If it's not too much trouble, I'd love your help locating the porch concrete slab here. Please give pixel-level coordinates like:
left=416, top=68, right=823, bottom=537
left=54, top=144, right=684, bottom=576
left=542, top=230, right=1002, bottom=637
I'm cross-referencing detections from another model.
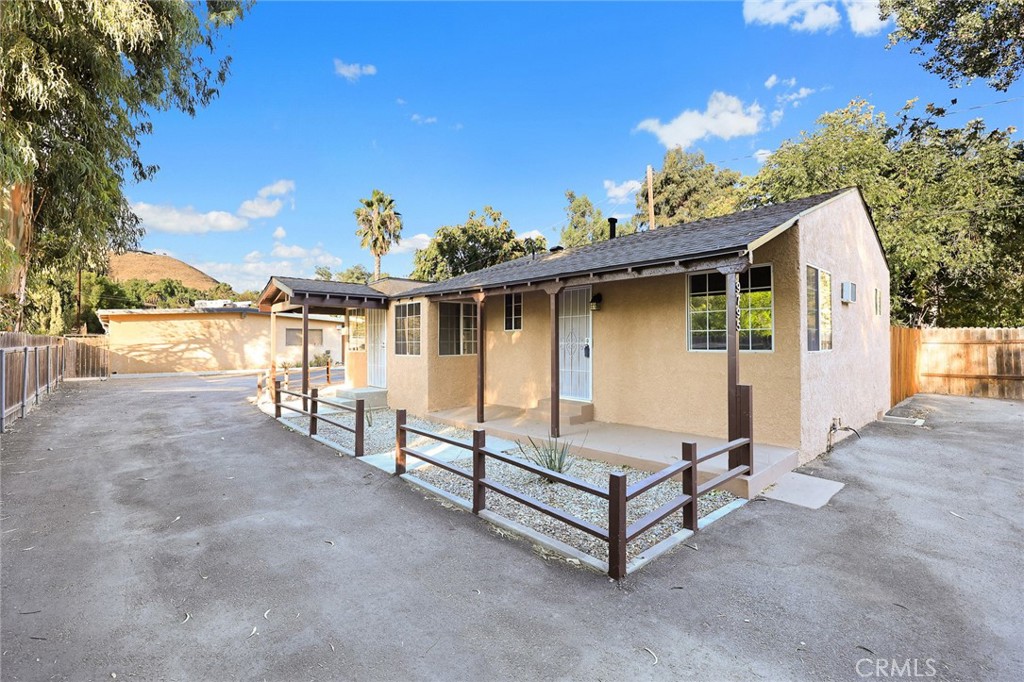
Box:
left=429, top=404, right=799, bottom=497
left=760, top=471, right=845, bottom=509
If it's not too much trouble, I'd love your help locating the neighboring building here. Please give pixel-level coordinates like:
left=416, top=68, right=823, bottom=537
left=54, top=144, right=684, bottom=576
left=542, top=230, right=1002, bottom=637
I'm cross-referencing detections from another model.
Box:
left=97, top=307, right=344, bottom=375
left=260, top=187, right=890, bottom=465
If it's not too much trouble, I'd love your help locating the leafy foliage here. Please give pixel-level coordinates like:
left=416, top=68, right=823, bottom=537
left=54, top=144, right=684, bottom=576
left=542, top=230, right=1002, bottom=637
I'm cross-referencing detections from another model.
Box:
left=312, top=263, right=381, bottom=284
left=410, top=207, right=547, bottom=282
left=745, top=99, right=1024, bottom=326
left=634, top=149, right=742, bottom=229
left=559, top=190, right=636, bottom=248
left=354, top=189, right=403, bottom=280
left=881, top=0, right=1024, bottom=91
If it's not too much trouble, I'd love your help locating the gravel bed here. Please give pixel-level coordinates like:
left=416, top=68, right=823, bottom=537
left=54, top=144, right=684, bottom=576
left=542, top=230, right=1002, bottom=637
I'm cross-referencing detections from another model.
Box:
left=282, top=408, right=473, bottom=456
left=281, top=407, right=737, bottom=563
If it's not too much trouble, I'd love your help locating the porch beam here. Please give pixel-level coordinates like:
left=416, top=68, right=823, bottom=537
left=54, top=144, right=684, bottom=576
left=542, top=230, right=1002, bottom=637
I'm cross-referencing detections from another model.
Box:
left=287, top=295, right=387, bottom=310
left=474, top=292, right=486, bottom=423
left=271, top=301, right=301, bottom=313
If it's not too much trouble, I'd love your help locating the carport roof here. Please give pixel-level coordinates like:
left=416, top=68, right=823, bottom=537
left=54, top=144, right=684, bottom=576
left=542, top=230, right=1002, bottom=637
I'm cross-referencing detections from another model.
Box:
left=257, top=276, right=389, bottom=312
left=399, top=188, right=855, bottom=297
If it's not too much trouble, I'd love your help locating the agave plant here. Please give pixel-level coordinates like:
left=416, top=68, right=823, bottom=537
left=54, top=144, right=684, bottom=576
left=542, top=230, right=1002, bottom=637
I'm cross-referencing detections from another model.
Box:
left=516, top=436, right=575, bottom=482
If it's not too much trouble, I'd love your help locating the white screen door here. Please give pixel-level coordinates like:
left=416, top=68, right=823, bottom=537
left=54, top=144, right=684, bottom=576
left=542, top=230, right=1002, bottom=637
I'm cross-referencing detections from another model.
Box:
left=559, top=286, right=592, bottom=401
left=367, top=308, right=387, bottom=388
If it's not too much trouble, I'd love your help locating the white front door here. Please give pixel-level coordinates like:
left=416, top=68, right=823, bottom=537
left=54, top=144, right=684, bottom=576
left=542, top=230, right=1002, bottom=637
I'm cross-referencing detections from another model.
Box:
left=559, top=286, right=592, bottom=401
left=367, top=308, right=387, bottom=388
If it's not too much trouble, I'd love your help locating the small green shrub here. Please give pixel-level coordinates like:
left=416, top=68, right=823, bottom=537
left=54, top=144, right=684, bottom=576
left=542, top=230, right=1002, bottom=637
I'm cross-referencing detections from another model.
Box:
left=516, top=436, right=575, bottom=481
left=311, top=350, right=332, bottom=367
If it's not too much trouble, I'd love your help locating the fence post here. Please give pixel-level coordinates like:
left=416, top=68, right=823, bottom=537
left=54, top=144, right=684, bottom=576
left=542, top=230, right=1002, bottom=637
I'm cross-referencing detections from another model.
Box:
left=0, top=348, right=6, bottom=433
left=354, top=399, right=365, bottom=457
left=395, top=409, right=407, bottom=475
left=326, top=364, right=331, bottom=384
left=309, top=387, right=319, bottom=436
left=273, top=380, right=282, bottom=419
left=607, top=472, right=628, bottom=580
left=33, top=347, right=39, bottom=404
left=682, top=442, right=698, bottom=532
left=44, top=346, right=50, bottom=393
left=21, top=347, right=29, bottom=418
left=472, top=429, right=487, bottom=514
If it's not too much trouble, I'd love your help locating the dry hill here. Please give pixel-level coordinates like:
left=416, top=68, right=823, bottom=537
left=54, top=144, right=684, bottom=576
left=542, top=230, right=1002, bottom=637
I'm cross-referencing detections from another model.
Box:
left=108, top=251, right=220, bottom=291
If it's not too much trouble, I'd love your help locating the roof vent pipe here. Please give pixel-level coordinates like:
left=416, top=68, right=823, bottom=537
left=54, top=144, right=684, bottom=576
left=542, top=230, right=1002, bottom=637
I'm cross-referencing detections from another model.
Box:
left=608, top=217, right=617, bottom=240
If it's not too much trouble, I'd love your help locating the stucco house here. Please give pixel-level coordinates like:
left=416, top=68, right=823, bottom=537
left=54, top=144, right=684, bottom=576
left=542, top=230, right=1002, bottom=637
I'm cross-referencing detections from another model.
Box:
left=259, top=187, right=890, bottom=486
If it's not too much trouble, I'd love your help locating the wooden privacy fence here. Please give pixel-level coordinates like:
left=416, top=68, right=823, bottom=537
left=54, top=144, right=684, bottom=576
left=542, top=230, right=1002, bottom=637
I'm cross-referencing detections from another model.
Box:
left=63, top=335, right=109, bottom=379
left=273, top=382, right=365, bottom=457
left=395, top=386, right=754, bottom=580
left=0, top=339, right=65, bottom=432
left=891, top=327, right=1024, bottom=404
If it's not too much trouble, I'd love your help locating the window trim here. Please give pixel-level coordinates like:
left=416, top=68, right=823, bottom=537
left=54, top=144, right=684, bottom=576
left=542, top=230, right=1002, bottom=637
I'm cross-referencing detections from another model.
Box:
left=438, top=301, right=478, bottom=356
left=285, top=327, right=324, bottom=347
left=874, top=287, right=882, bottom=316
left=807, top=264, right=833, bottom=352
left=687, top=264, right=775, bottom=353
left=393, top=302, right=421, bottom=356
left=504, top=292, right=523, bottom=332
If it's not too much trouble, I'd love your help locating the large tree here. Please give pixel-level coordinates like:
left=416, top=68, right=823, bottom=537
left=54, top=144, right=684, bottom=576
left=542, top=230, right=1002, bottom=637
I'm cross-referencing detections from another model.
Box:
left=1, top=0, right=249, bottom=329
left=881, top=0, right=1024, bottom=91
left=634, top=149, right=742, bottom=229
left=559, top=190, right=635, bottom=247
left=411, top=207, right=547, bottom=282
left=354, top=189, right=403, bottom=281
left=745, top=99, right=1024, bottom=327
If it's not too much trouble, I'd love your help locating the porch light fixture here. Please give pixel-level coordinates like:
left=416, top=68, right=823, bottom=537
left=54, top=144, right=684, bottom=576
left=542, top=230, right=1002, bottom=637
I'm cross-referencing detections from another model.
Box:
left=589, top=293, right=603, bottom=311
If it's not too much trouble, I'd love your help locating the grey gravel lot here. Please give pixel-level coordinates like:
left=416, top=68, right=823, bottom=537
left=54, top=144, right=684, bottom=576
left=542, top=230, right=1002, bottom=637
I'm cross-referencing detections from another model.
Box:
left=1, top=376, right=1022, bottom=681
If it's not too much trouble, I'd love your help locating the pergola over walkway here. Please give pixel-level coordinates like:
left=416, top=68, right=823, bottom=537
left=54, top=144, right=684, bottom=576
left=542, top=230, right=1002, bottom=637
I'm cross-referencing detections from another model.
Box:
left=257, top=277, right=389, bottom=398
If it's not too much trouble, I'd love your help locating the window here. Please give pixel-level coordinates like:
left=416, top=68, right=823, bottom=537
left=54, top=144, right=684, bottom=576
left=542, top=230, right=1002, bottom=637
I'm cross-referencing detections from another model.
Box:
left=394, top=303, right=421, bottom=355
left=874, top=288, right=882, bottom=316
left=285, top=328, right=324, bottom=347
left=347, top=311, right=366, bottom=352
left=504, top=293, right=523, bottom=331
left=807, top=265, right=833, bottom=351
left=439, top=302, right=478, bottom=355
left=688, top=265, right=774, bottom=351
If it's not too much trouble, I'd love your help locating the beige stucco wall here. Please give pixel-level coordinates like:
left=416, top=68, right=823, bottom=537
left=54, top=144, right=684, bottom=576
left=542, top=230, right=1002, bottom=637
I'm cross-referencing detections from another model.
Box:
left=484, top=291, right=550, bottom=409
left=105, top=311, right=343, bottom=374
left=590, top=230, right=803, bottom=448
left=797, top=192, right=891, bottom=460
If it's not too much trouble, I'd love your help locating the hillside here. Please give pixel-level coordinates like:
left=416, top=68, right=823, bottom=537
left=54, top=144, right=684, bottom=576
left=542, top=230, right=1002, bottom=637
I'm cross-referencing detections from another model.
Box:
left=108, top=251, right=220, bottom=291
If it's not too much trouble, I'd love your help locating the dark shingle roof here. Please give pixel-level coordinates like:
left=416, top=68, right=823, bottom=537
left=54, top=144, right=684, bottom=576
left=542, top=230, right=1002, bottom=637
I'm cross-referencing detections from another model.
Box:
left=270, top=277, right=388, bottom=299
left=403, top=188, right=852, bottom=297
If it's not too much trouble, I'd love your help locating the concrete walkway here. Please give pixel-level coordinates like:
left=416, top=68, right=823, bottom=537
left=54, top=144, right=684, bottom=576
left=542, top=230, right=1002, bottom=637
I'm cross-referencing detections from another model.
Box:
left=1, top=377, right=1021, bottom=681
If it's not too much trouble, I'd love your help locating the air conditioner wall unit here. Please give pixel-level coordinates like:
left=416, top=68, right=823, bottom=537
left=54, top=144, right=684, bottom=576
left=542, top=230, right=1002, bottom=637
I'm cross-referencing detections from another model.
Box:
left=840, top=281, right=857, bottom=303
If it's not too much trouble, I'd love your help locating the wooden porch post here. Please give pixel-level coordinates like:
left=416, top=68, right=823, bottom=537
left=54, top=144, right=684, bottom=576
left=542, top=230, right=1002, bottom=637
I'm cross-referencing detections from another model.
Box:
left=474, top=292, right=486, bottom=423
left=302, top=302, right=310, bottom=411
left=723, top=267, right=744, bottom=469
left=545, top=283, right=563, bottom=438
left=270, top=310, right=278, bottom=373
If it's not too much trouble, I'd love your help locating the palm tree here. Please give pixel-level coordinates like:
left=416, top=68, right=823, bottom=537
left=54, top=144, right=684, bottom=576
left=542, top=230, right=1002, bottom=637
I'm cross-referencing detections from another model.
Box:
left=353, top=189, right=403, bottom=281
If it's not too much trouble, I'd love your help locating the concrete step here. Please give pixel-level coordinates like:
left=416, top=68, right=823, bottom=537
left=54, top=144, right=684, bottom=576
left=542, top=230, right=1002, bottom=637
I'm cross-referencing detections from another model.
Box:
left=699, top=445, right=800, bottom=499
left=330, top=387, right=389, bottom=410
left=526, top=399, right=594, bottom=425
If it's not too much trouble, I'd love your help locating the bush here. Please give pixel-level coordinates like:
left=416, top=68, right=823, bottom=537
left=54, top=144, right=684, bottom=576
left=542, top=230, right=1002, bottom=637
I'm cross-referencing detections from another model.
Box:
left=311, top=350, right=332, bottom=367
left=516, top=436, right=575, bottom=482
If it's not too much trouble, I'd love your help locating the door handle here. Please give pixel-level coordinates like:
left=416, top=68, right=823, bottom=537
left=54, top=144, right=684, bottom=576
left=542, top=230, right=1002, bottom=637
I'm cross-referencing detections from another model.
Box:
left=583, top=344, right=590, bottom=358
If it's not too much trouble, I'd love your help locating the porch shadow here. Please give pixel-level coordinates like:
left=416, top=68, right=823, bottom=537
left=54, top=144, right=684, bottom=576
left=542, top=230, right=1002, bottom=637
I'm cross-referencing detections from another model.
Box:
left=428, top=404, right=799, bottom=499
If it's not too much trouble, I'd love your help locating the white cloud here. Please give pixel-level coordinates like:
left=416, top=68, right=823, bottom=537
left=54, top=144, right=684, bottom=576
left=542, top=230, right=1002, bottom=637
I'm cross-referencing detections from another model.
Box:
left=634, top=91, right=764, bottom=150
left=778, top=86, right=816, bottom=105
left=272, top=226, right=287, bottom=240
left=271, top=242, right=309, bottom=259
left=743, top=0, right=885, bottom=35
left=334, top=59, right=377, bottom=82
left=238, top=196, right=283, bottom=219
left=764, top=74, right=779, bottom=89
left=243, top=250, right=263, bottom=263
left=770, top=108, right=785, bottom=127
left=410, top=113, right=438, bottom=125
left=754, top=149, right=773, bottom=164
left=270, top=241, right=343, bottom=267
left=842, top=0, right=888, bottom=36
left=451, top=122, right=464, bottom=131
left=517, top=229, right=545, bottom=241
left=196, top=259, right=296, bottom=293
left=782, top=77, right=797, bottom=87
left=603, top=179, right=643, bottom=205
left=390, top=233, right=432, bottom=254
left=258, top=179, right=295, bottom=197
left=396, top=98, right=407, bottom=105
left=133, top=202, right=248, bottom=235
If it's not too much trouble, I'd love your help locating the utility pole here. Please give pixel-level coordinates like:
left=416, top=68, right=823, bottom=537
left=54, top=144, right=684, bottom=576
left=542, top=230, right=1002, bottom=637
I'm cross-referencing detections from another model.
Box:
left=647, top=164, right=656, bottom=230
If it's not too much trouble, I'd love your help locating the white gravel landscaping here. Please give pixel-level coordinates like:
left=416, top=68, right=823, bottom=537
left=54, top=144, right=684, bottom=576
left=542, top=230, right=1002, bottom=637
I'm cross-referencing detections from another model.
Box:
left=282, top=407, right=737, bottom=564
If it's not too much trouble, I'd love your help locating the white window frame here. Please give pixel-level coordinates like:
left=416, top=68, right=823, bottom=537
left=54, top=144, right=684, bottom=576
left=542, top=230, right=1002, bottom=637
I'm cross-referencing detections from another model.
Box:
left=807, top=264, right=833, bottom=352
left=394, top=302, right=421, bottom=356
left=504, top=293, right=523, bottom=332
left=687, top=264, right=775, bottom=353
left=438, top=302, right=478, bottom=356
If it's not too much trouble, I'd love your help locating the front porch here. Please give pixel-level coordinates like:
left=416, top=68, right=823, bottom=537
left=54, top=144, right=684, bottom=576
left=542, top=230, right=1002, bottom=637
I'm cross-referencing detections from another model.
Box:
left=427, top=404, right=798, bottom=499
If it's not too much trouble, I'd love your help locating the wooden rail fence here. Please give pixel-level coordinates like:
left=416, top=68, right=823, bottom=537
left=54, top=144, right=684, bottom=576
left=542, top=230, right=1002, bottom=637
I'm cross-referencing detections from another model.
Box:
left=257, top=365, right=339, bottom=402
left=273, top=381, right=365, bottom=457
left=394, top=390, right=754, bottom=580
left=891, top=326, right=1023, bottom=404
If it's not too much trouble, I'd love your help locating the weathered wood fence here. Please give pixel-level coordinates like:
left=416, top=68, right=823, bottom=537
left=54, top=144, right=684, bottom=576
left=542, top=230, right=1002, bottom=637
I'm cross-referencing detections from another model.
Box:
left=62, top=335, right=110, bottom=379
left=891, top=327, right=1024, bottom=404
left=0, top=334, right=65, bottom=432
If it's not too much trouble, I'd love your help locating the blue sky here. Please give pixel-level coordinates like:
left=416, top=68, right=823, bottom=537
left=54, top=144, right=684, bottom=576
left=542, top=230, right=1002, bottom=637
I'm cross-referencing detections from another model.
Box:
left=129, top=1, right=1024, bottom=292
